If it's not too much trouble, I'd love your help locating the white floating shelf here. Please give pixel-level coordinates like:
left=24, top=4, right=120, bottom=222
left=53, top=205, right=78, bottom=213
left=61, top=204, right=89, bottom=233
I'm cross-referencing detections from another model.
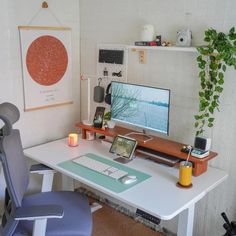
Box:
left=128, top=45, right=198, bottom=53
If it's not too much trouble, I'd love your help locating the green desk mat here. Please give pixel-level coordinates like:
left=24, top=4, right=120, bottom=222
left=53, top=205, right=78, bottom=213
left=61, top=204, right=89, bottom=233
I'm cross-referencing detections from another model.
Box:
left=58, top=153, right=151, bottom=193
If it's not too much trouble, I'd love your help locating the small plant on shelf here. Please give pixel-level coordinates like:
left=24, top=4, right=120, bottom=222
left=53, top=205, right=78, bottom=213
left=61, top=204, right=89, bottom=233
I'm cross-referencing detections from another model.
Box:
left=195, top=27, right=236, bottom=136
left=104, top=111, right=111, bottom=122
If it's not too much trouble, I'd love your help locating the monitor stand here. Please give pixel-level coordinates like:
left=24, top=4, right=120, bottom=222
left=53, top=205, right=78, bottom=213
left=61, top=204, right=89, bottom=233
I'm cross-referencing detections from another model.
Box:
left=125, top=129, right=153, bottom=143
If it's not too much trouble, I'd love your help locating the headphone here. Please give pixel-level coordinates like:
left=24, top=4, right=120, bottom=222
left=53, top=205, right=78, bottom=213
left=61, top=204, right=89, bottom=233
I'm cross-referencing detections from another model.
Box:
left=104, top=83, right=111, bottom=105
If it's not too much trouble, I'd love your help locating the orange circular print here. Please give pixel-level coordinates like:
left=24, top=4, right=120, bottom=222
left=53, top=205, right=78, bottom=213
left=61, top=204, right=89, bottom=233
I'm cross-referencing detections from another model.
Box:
left=26, top=35, right=68, bottom=86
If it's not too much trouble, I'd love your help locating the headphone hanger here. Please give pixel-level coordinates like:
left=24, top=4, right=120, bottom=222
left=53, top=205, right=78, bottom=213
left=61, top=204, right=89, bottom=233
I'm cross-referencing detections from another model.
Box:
left=98, top=77, right=102, bottom=86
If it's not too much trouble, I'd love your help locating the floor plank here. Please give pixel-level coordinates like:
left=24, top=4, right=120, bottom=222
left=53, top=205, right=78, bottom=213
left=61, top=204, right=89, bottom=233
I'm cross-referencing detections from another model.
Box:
left=92, top=202, right=163, bottom=236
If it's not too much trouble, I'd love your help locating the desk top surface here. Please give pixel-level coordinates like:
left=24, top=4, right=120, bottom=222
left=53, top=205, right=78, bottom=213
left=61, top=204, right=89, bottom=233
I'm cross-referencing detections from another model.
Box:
left=24, top=138, right=227, bottom=220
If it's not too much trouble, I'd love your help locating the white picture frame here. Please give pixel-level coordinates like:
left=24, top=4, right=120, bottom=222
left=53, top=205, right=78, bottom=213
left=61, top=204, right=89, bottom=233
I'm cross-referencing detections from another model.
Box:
left=19, top=26, right=73, bottom=111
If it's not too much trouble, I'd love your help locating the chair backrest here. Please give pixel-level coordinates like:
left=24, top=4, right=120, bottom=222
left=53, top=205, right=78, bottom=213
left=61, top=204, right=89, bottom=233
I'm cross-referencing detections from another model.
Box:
left=0, top=103, right=29, bottom=214
left=0, top=130, right=29, bottom=208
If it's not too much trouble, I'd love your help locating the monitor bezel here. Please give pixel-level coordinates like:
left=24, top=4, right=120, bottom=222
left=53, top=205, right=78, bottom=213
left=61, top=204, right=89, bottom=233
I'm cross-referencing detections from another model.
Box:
left=111, top=81, right=170, bottom=136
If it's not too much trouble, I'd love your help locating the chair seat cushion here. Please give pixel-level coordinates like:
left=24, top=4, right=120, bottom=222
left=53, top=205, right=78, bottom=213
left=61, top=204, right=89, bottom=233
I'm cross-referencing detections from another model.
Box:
left=16, top=191, right=92, bottom=236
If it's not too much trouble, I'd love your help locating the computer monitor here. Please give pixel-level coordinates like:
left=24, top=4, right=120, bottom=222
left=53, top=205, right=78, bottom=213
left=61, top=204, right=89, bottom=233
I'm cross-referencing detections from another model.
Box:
left=111, top=81, right=170, bottom=136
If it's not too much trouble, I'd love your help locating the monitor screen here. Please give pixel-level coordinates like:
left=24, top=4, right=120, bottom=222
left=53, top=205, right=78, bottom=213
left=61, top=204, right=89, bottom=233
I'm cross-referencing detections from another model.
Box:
left=111, top=82, right=170, bottom=135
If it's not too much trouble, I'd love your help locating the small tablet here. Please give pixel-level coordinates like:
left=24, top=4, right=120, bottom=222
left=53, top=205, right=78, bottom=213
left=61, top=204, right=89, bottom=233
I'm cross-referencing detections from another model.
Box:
left=109, top=135, right=138, bottom=163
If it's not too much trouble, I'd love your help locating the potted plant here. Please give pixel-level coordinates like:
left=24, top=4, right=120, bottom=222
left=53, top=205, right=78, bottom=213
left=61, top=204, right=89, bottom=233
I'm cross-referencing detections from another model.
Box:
left=194, top=27, right=236, bottom=136
left=104, top=111, right=111, bottom=122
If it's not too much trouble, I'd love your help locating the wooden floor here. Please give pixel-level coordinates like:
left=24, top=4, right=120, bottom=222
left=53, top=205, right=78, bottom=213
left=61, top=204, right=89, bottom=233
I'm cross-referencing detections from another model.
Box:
left=92, top=202, right=163, bottom=236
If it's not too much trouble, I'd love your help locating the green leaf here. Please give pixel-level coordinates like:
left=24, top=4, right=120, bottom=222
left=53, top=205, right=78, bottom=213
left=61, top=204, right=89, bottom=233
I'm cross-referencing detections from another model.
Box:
left=204, top=37, right=211, bottom=42
left=229, top=34, right=236, bottom=40
left=210, top=71, right=217, bottom=79
left=201, top=82, right=206, bottom=89
left=208, top=117, right=214, bottom=122
left=197, top=55, right=203, bottom=62
left=212, top=100, right=219, bottom=107
left=205, top=96, right=210, bottom=101
left=215, top=86, right=223, bottom=93
left=208, top=123, right=214, bottom=128
left=222, top=64, right=226, bottom=72
left=209, top=106, right=214, bottom=114
left=196, top=129, right=204, bottom=136
left=199, top=71, right=205, bottom=77
left=200, top=103, right=206, bottom=112
left=218, top=79, right=224, bottom=85
left=199, top=63, right=206, bottom=69
left=205, top=31, right=210, bottom=37
left=210, top=62, right=218, bottom=70
left=230, top=27, right=235, bottom=34
left=194, top=122, right=199, bottom=128
left=199, top=91, right=204, bottom=97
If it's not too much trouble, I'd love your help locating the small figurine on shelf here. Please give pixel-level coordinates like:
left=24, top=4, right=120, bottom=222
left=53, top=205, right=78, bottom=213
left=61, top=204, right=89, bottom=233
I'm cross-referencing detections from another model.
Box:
left=161, top=41, right=172, bottom=47
left=156, top=35, right=162, bottom=46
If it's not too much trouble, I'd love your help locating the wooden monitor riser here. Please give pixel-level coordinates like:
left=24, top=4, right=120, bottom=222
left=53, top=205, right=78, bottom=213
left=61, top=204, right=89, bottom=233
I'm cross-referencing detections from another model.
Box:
left=76, top=122, right=218, bottom=176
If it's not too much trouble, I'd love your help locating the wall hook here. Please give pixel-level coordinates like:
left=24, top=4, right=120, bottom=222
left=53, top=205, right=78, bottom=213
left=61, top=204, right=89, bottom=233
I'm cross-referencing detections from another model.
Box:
left=42, top=1, right=48, bottom=8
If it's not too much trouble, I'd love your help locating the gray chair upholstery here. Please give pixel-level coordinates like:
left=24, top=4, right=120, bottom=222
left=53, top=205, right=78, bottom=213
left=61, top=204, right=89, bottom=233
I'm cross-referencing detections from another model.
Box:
left=0, top=103, right=92, bottom=236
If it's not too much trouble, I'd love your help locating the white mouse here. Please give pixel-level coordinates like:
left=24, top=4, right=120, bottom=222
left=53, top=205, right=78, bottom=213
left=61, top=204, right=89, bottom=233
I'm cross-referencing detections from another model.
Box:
left=121, top=175, right=137, bottom=184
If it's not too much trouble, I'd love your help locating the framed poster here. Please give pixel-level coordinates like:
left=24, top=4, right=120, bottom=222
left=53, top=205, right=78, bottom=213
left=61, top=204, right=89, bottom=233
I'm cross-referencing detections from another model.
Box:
left=19, top=26, right=73, bottom=111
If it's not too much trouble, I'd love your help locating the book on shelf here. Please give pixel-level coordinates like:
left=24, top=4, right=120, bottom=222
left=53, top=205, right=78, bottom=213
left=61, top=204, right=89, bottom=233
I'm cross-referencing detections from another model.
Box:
left=134, top=41, right=159, bottom=46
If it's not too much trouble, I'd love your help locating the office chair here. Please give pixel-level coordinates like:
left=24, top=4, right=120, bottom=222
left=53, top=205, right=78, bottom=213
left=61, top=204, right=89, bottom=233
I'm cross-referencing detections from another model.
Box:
left=0, top=102, right=92, bottom=236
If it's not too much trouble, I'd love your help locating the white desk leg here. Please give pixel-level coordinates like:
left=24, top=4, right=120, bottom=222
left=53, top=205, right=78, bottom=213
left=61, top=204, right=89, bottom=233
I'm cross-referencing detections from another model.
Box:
left=61, top=174, right=75, bottom=191
left=177, top=204, right=195, bottom=236
left=41, top=173, right=54, bottom=192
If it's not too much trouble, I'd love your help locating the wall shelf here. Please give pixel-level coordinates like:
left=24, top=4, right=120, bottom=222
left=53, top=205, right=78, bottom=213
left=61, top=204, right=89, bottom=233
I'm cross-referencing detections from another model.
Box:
left=128, top=45, right=198, bottom=53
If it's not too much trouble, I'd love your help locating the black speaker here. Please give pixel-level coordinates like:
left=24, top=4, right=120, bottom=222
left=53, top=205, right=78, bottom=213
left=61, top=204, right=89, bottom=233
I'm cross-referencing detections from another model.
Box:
left=105, top=83, right=111, bottom=105
left=194, top=137, right=211, bottom=151
left=94, top=85, right=104, bottom=103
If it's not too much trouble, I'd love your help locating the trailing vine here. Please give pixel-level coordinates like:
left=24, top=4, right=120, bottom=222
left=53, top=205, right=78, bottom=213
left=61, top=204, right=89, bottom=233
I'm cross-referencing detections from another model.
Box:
left=195, top=27, right=236, bottom=136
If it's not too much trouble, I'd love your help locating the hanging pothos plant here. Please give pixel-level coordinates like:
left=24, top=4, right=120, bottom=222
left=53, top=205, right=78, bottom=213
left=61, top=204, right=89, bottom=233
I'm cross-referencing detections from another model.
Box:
left=195, top=27, right=236, bottom=136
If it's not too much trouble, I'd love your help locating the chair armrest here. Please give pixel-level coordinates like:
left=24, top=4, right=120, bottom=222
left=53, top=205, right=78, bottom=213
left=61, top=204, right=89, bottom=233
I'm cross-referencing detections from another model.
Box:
left=30, top=164, right=56, bottom=175
left=15, top=205, right=64, bottom=220
left=30, top=164, right=56, bottom=192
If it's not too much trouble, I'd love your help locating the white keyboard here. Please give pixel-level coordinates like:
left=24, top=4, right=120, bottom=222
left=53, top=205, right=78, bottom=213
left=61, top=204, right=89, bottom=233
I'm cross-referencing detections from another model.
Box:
left=73, top=156, right=128, bottom=180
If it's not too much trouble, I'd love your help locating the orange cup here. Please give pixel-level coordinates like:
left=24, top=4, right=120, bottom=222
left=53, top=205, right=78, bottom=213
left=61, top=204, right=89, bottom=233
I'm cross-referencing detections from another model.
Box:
left=68, top=133, right=78, bottom=147
left=179, top=161, right=192, bottom=187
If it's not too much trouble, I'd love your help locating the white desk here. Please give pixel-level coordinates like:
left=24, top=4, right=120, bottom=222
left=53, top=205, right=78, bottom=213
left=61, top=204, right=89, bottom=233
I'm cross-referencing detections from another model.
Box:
left=24, top=138, right=227, bottom=236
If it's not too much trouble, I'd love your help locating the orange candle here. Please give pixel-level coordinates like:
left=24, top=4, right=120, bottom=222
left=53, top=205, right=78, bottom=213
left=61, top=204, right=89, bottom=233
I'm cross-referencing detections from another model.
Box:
left=68, top=133, right=78, bottom=147
left=179, top=161, right=192, bottom=187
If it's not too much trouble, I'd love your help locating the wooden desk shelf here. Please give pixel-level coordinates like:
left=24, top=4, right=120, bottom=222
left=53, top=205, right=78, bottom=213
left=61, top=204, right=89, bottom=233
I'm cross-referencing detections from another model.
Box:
left=76, top=122, right=218, bottom=176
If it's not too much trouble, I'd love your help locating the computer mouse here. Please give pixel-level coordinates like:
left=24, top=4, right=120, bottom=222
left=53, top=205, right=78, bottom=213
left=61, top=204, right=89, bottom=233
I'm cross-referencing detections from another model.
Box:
left=121, top=175, right=137, bottom=184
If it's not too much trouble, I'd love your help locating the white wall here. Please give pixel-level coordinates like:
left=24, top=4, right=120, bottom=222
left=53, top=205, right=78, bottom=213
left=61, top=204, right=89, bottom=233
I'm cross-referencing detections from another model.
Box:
left=0, top=0, right=80, bottom=204
left=79, top=1, right=236, bottom=235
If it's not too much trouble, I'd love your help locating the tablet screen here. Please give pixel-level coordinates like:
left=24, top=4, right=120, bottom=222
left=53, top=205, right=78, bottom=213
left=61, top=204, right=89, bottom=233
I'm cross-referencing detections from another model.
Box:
left=109, top=135, right=137, bottom=160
